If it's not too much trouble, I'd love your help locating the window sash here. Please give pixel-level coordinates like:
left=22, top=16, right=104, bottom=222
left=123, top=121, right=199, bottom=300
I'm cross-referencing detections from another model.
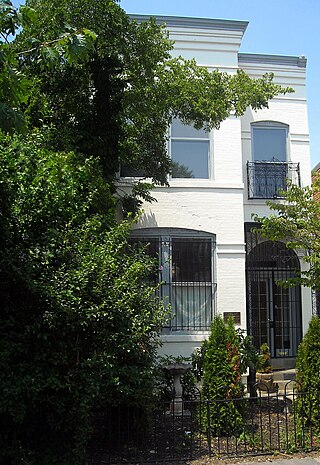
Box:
left=170, top=119, right=210, bottom=179
left=252, top=125, right=287, bottom=162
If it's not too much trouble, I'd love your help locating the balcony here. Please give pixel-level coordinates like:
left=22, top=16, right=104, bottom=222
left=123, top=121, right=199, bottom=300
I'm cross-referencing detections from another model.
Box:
left=247, top=161, right=300, bottom=199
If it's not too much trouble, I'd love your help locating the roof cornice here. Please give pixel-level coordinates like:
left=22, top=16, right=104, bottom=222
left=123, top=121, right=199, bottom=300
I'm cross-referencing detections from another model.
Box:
left=239, top=53, right=307, bottom=68
left=130, top=14, right=248, bottom=33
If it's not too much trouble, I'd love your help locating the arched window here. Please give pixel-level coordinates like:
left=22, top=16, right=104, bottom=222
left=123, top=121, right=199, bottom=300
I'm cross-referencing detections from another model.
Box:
left=252, top=121, right=288, bottom=163
left=247, top=121, right=300, bottom=199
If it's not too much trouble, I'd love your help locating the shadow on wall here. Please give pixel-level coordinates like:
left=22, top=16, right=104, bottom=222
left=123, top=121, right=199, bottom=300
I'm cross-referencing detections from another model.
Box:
left=135, top=211, right=159, bottom=229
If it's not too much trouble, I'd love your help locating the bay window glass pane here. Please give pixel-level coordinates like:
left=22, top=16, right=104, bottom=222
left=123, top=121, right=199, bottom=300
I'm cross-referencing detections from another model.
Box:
left=171, top=140, right=209, bottom=178
left=172, top=285, right=212, bottom=330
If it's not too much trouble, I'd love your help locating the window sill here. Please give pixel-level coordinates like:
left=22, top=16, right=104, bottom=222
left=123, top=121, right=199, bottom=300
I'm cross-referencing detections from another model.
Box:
left=169, top=179, right=244, bottom=189
left=116, top=178, right=244, bottom=190
left=160, top=333, right=210, bottom=343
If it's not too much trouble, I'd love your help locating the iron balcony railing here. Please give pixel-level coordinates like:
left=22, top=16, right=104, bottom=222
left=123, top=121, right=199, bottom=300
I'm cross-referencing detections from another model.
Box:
left=247, top=161, right=300, bottom=199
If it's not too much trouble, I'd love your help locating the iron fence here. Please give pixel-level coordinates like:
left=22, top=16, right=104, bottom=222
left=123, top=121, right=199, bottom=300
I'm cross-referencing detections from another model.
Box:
left=88, top=384, right=320, bottom=464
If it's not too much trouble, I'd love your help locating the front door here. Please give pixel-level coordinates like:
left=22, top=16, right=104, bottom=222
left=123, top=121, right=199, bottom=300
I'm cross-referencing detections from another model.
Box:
left=249, top=272, right=299, bottom=357
left=246, top=239, right=302, bottom=359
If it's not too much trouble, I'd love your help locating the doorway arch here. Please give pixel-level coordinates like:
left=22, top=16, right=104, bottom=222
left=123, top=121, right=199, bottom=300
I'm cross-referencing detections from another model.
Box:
left=246, top=240, right=302, bottom=358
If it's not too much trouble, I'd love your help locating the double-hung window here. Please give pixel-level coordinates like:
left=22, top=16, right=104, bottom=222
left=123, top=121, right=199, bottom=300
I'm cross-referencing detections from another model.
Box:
left=249, top=122, right=290, bottom=198
left=170, top=119, right=210, bottom=179
left=130, top=229, right=216, bottom=331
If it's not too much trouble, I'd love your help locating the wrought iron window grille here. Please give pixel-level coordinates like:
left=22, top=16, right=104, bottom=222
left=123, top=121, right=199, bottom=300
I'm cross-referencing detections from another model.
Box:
left=129, top=235, right=216, bottom=332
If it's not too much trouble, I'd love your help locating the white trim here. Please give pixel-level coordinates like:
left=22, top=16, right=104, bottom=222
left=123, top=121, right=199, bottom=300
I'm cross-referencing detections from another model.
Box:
left=238, top=53, right=307, bottom=68
left=130, top=14, right=249, bottom=33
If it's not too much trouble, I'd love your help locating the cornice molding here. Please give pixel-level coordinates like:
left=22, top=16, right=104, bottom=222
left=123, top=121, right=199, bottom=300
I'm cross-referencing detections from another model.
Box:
left=129, top=14, right=248, bottom=33
left=239, top=53, right=307, bottom=68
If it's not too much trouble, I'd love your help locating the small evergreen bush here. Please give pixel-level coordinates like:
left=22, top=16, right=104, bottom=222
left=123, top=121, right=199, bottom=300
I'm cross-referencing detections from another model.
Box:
left=257, top=343, right=272, bottom=373
left=200, top=315, right=246, bottom=436
left=295, top=316, right=320, bottom=432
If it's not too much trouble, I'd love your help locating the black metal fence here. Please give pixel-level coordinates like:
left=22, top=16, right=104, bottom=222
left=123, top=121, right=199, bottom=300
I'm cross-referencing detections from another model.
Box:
left=88, top=384, right=320, bottom=464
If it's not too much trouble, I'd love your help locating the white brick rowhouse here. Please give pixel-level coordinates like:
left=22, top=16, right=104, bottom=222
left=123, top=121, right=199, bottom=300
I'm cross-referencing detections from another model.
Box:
left=119, top=16, right=312, bottom=367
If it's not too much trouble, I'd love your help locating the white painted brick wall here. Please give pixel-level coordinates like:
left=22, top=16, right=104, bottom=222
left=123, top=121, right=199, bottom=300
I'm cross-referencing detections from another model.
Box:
left=118, top=17, right=312, bottom=359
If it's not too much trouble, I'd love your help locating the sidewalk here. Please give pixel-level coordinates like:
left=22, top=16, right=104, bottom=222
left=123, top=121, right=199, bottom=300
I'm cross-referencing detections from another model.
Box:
left=189, top=454, right=320, bottom=465
left=241, top=457, right=320, bottom=465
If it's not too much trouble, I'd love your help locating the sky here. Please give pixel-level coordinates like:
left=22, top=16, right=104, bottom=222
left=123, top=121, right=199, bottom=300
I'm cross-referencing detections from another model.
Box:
left=13, top=0, right=320, bottom=168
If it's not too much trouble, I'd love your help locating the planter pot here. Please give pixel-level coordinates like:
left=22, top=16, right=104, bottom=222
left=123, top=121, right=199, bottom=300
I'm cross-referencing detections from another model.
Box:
left=256, top=372, right=276, bottom=392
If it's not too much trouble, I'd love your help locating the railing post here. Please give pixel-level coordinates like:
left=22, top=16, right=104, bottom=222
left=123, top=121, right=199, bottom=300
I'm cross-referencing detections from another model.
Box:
left=206, top=389, right=212, bottom=458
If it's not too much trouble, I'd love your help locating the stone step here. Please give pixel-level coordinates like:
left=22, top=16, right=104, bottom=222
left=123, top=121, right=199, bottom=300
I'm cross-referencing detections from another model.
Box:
left=274, top=369, right=297, bottom=395
left=254, top=369, right=298, bottom=396
left=273, top=368, right=297, bottom=382
left=276, top=379, right=297, bottom=395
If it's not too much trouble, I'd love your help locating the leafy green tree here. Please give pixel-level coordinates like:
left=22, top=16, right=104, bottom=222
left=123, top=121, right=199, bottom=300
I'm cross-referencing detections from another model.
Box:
left=0, top=131, right=168, bottom=464
left=16, top=0, right=291, bottom=188
left=296, top=316, right=320, bottom=390
left=0, top=0, right=96, bottom=133
left=253, top=178, right=320, bottom=290
left=0, top=0, right=34, bottom=131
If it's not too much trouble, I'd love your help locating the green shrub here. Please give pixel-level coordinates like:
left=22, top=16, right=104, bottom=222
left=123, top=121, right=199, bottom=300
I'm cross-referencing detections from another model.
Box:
left=0, top=132, right=168, bottom=464
left=295, top=316, right=320, bottom=432
left=200, top=315, right=246, bottom=436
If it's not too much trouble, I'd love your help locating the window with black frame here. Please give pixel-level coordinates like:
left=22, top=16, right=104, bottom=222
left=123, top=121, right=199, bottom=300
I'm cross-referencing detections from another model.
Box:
left=170, top=238, right=213, bottom=330
left=130, top=230, right=216, bottom=331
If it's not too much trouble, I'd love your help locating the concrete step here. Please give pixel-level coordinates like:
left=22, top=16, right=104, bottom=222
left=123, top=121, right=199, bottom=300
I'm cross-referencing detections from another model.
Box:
left=273, top=368, right=297, bottom=382
left=274, top=369, right=297, bottom=395
left=255, top=369, right=298, bottom=396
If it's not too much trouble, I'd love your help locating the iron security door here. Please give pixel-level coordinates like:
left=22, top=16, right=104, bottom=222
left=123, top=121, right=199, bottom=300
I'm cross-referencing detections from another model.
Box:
left=249, top=271, right=297, bottom=357
left=245, top=236, right=302, bottom=359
